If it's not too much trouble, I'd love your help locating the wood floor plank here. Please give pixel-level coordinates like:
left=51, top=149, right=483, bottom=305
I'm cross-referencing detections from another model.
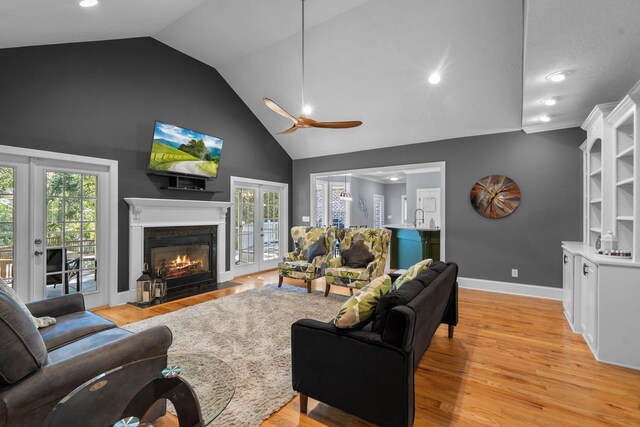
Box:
left=94, top=271, right=640, bottom=426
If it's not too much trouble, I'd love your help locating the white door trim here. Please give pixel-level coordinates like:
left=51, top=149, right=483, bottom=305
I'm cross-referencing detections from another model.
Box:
left=230, top=176, right=288, bottom=277
left=0, top=144, right=118, bottom=307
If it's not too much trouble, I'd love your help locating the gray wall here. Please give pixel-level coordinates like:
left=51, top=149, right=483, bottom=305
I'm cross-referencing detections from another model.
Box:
left=293, top=128, right=585, bottom=287
left=406, top=171, right=441, bottom=218
left=0, top=37, right=292, bottom=292
left=384, top=183, right=405, bottom=224
left=349, top=177, right=385, bottom=227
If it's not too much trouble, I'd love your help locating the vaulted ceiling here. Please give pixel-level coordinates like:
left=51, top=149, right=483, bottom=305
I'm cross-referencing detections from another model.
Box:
left=2, top=0, right=640, bottom=159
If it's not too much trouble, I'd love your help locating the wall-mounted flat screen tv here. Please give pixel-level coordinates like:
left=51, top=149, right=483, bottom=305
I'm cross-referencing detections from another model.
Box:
left=148, top=120, right=223, bottom=179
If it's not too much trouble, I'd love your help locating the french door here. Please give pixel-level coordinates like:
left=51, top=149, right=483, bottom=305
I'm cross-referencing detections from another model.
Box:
left=231, top=177, right=288, bottom=276
left=0, top=147, right=115, bottom=308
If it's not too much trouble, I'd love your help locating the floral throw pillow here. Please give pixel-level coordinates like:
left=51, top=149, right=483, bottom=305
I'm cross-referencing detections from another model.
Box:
left=393, top=258, right=433, bottom=290
left=334, top=275, right=392, bottom=329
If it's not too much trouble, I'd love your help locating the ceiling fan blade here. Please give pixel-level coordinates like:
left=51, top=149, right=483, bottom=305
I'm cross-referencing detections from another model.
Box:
left=277, top=124, right=299, bottom=135
left=264, top=98, right=298, bottom=123
left=308, top=120, right=363, bottom=129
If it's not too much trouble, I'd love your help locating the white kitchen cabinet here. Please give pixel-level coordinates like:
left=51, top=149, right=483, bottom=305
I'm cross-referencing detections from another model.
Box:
left=579, top=258, right=598, bottom=354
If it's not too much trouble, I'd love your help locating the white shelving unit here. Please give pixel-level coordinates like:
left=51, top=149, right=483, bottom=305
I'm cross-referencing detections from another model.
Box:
left=562, top=84, right=640, bottom=371
left=610, top=101, right=636, bottom=257
left=588, top=138, right=603, bottom=247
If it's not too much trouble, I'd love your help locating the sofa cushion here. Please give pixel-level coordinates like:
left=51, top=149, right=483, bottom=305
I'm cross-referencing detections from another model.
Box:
left=306, top=236, right=327, bottom=263
left=39, top=311, right=116, bottom=351
left=47, top=327, right=134, bottom=364
left=334, top=275, right=392, bottom=329
left=0, top=277, right=55, bottom=329
left=393, top=258, right=433, bottom=290
left=0, top=292, right=48, bottom=385
left=341, top=240, right=375, bottom=268
left=411, top=261, right=449, bottom=287
left=371, top=280, right=424, bottom=333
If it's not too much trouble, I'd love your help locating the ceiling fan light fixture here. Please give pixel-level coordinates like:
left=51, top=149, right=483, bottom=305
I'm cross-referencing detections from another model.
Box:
left=262, top=0, right=362, bottom=134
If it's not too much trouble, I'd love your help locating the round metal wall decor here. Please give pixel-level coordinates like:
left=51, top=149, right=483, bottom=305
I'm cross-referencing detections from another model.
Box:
left=470, top=175, right=521, bottom=219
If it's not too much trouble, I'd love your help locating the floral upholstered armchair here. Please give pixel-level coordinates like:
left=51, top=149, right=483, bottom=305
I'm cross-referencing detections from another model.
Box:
left=278, top=226, right=335, bottom=293
left=324, top=228, right=391, bottom=296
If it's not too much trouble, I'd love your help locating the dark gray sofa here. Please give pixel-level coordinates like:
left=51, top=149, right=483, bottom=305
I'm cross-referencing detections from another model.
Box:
left=291, top=261, right=458, bottom=427
left=0, top=292, right=172, bottom=426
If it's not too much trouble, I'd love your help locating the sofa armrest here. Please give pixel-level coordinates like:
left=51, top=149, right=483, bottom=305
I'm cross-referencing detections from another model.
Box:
left=0, top=325, right=172, bottom=421
left=291, top=319, right=414, bottom=427
left=26, top=294, right=85, bottom=318
left=381, top=305, right=416, bottom=349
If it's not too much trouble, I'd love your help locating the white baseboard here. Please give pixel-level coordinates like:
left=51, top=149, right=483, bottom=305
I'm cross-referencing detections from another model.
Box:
left=108, top=291, right=132, bottom=306
left=219, top=271, right=234, bottom=283
left=458, top=277, right=562, bottom=300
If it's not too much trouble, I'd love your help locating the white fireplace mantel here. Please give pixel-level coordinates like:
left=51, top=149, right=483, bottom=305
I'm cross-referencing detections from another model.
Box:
left=124, top=198, right=233, bottom=301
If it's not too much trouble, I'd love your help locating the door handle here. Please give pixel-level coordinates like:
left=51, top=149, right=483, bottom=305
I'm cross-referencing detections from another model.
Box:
left=34, top=251, right=43, bottom=256
left=583, top=263, right=588, bottom=276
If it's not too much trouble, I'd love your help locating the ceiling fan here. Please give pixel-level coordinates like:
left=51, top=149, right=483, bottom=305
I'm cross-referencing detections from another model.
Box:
left=263, top=0, right=362, bottom=135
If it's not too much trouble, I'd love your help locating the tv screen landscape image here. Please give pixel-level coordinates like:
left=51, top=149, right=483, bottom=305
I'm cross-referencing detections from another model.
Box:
left=148, top=121, right=223, bottom=178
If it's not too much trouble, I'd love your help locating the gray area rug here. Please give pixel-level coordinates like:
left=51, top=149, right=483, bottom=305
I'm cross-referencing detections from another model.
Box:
left=124, top=284, right=347, bottom=426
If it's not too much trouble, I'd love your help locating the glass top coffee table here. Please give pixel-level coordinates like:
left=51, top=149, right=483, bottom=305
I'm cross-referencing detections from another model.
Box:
left=44, top=353, right=235, bottom=427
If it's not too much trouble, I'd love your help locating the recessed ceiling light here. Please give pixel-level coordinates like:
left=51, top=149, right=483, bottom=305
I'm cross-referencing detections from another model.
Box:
left=302, top=105, right=312, bottom=115
left=540, top=97, right=557, bottom=106
left=537, top=114, right=551, bottom=122
left=545, top=71, right=566, bottom=82
left=79, top=0, right=99, bottom=7
left=389, top=176, right=400, bottom=181
left=428, top=73, right=441, bottom=85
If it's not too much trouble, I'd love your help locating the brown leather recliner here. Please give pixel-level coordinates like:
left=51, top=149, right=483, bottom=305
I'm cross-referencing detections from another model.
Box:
left=0, top=292, right=172, bottom=426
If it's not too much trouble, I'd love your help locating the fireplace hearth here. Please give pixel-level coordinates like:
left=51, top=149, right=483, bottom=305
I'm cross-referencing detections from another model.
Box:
left=144, top=226, right=217, bottom=293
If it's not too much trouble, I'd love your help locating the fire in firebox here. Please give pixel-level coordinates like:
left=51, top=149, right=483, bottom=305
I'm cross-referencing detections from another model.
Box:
left=151, top=244, right=210, bottom=280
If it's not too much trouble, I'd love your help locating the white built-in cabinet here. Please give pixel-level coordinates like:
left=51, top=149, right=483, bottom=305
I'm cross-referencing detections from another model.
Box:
left=562, top=82, right=640, bottom=371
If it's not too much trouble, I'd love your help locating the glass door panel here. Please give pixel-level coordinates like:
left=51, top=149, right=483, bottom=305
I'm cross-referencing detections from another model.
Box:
left=261, top=189, right=280, bottom=263
left=0, top=167, right=15, bottom=287
left=234, top=187, right=256, bottom=268
left=44, top=172, right=98, bottom=299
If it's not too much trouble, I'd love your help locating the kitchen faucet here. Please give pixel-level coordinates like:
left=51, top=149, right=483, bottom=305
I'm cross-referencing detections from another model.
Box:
left=413, top=208, right=425, bottom=228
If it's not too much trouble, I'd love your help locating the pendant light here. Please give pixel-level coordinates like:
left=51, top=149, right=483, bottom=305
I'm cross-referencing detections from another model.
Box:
left=338, top=174, right=352, bottom=202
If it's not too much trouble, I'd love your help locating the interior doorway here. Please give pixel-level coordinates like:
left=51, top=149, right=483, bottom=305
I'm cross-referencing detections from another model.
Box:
left=309, top=161, right=446, bottom=260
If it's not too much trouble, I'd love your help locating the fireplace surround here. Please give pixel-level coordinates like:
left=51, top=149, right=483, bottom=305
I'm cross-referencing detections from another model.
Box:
left=124, top=198, right=232, bottom=303
left=144, top=225, right=217, bottom=290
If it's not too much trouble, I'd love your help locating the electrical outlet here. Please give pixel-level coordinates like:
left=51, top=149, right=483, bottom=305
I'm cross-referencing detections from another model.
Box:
left=301, top=216, right=310, bottom=223
left=511, top=269, right=518, bottom=278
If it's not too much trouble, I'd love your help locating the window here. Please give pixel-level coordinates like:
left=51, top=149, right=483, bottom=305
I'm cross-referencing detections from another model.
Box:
left=0, top=167, right=14, bottom=287
left=330, top=185, right=347, bottom=228
left=373, top=195, right=385, bottom=229
left=315, top=184, right=325, bottom=226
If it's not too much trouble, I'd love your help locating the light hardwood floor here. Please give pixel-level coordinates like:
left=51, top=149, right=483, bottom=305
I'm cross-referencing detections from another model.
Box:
left=94, top=271, right=640, bottom=427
